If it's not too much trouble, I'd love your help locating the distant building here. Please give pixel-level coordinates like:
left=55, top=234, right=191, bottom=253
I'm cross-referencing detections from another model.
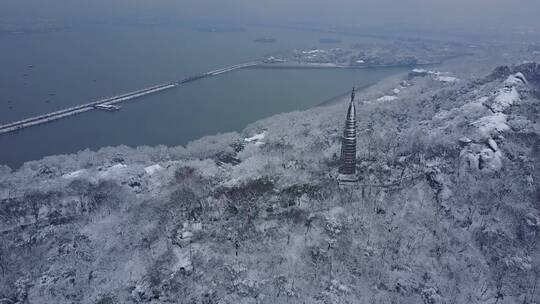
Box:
left=338, top=88, right=358, bottom=183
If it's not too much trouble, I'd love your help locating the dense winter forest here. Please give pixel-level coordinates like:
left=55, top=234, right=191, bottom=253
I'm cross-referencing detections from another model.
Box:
left=0, top=62, right=539, bottom=303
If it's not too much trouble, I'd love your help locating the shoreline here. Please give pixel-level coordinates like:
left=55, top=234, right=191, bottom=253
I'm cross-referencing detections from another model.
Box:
left=249, top=61, right=439, bottom=70
left=316, top=84, right=371, bottom=107
left=316, top=70, right=410, bottom=107
left=1, top=64, right=411, bottom=169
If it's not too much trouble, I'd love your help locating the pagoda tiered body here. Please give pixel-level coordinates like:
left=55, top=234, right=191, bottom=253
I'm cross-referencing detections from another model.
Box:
left=338, top=88, right=358, bottom=183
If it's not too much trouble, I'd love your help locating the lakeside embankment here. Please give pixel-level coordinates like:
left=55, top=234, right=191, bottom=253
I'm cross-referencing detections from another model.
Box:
left=251, top=62, right=440, bottom=70
left=317, top=71, right=410, bottom=106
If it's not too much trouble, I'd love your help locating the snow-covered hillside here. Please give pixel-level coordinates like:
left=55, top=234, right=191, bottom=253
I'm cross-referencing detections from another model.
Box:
left=0, top=63, right=539, bottom=304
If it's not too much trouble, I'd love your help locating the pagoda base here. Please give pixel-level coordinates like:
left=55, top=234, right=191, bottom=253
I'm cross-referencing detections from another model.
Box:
left=338, top=174, right=359, bottom=185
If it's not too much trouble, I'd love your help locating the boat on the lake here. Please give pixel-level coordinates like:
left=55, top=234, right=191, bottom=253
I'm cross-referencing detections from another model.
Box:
left=94, top=104, right=121, bottom=111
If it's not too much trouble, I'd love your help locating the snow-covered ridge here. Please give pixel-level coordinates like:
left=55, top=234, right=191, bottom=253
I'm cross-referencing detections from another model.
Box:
left=457, top=71, right=531, bottom=173
left=483, top=72, right=528, bottom=113
left=0, top=63, right=538, bottom=304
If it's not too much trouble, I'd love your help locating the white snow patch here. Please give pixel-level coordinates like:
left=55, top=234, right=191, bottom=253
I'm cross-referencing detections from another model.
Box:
left=492, top=87, right=520, bottom=112
left=504, top=255, right=532, bottom=271
left=330, top=279, right=350, bottom=293
left=356, top=59, right=365, bottom=64
left=422, top=288, right=442, bottom=304
left=458, top=137, right=472, bottom=144
left=144, top=164, right=164, bottom=176
left=461, top=100, right=489, bottom=117
left=471, top=113, right=510, bottom=139
left=110, top=164, right=127, bottom=170
left=400, top=80, right=412, bottom=87
left=487, top=138, right=498, bottom=151
left=302, top=49, right=326, bottom=54
left=504, top=72, right=527, bottom=87
left=99, top=163, right=128, bottom=179
left=62, top=169, right=85, bottom=179
left=411, top=69, right=459, bottom=82
left=172, top=247, right=193, bottom=273
left=412, top=69, right=442, bottom=76
left=525, top=213, right=540, bottom=227
left=412, top=69, right=460, bottom=82
left=436, top=75, right=459, bottom=83
left=479, top=148, right=503, bottom=172
left=377, top=95, right=398, bottom=102
left=460, top=150, right=480, bottom=171
left=244, top=131, right=266, bottom=145
left=392, top=88, right=401, bottom=94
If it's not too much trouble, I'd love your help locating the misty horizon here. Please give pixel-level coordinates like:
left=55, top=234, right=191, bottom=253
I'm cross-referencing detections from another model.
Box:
left=2, top=0, right=540, bottom=32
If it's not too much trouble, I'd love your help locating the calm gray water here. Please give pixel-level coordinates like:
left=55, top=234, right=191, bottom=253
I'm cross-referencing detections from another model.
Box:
left=0, top=23, right=406, bottom=168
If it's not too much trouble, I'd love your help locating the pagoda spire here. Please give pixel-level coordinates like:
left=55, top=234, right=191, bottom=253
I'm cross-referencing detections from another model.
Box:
left=338, top=87, right=358, bottom=183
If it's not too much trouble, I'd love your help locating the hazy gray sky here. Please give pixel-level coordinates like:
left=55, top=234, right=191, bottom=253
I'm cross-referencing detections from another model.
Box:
left=2, top=0, right=539, bottom=29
